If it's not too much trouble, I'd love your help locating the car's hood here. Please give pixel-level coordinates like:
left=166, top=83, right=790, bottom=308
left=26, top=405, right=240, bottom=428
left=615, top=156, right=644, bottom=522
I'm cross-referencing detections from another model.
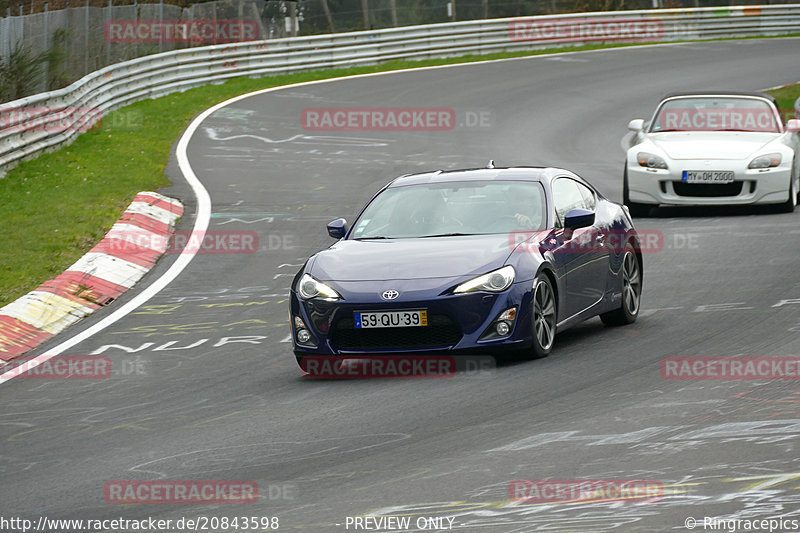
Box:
left=648, top=132, right=780, bottom=160
left=310, top=234, right=514, bottom=281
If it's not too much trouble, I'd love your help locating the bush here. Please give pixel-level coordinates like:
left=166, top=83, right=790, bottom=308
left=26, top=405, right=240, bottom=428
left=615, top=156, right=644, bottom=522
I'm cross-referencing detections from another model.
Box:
left=0, top=42, right=45, bottom=102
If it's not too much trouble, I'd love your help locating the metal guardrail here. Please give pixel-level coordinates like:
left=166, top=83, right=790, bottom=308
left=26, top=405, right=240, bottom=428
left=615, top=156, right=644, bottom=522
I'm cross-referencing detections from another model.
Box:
left=1, top=4, right=799, bottom=174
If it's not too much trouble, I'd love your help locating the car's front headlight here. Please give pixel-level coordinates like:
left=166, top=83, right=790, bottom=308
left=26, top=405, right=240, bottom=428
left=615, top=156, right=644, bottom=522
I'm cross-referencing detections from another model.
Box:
left=298, top=273, right=341, bottom=300
left=748, top=153, right=782, bottom=169
left=637, top=152, right=668, bottom=169
left=454, top=266, right=515, bottom=294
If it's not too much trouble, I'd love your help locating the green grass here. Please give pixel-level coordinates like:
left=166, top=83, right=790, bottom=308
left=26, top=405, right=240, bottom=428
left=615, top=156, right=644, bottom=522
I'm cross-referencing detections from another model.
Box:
left=0, top=38, right=798, bottom=307
left=766, top=82, right=800, bottom=122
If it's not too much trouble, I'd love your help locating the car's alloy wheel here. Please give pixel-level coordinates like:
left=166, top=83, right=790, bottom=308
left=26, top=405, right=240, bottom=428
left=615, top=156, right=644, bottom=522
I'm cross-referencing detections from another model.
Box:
left=531, top=275, right=557, bottom=358
left=601, top=245, right=641, bottom=326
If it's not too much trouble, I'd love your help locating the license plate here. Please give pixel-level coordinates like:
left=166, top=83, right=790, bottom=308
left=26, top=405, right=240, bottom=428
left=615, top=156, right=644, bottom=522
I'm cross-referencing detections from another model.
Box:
left=681, top=170, right=735, bottom=183
left=354, top=310, right=428, bottom=329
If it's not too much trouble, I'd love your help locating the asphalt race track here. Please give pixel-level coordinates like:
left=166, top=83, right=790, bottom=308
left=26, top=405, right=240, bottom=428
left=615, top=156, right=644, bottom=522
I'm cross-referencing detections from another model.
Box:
left=2, top=38, right=800, bottom=532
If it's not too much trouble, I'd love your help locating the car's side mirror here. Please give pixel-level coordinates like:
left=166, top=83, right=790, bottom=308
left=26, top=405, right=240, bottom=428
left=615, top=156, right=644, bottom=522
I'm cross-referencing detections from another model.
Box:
left=327, top=218, right=347, bottom=239
left=627, top=119, right=645, bottom=132
left=787, top=119, right=800, bottom=133
left=564, top=208, right=595, bottom=230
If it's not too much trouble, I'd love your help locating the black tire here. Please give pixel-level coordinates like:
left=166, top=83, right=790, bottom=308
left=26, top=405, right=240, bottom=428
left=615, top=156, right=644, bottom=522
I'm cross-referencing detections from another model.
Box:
left=600, top=244, right=642, bottom=326
left=623, top=167, right=653, bottom=217
left=777, top=172, right=797, bottom=213
left=530, top=274, right=557, bottom=358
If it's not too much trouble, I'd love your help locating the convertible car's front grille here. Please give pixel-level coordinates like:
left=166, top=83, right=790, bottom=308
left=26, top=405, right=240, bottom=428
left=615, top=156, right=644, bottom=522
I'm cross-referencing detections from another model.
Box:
left=331, top=314, right=462, bottom=351
left=672, top=181, right=744, bottom=197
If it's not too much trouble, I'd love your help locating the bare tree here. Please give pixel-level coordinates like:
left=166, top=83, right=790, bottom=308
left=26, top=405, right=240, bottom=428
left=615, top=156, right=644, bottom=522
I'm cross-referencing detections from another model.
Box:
left=320, top=0, right=335, bottom=32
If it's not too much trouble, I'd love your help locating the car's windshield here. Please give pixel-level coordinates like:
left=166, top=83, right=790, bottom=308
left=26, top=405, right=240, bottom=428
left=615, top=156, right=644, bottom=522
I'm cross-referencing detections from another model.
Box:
left=349, top=180, right=547, bottom=239
left=650, top=97, right=780, bottom=133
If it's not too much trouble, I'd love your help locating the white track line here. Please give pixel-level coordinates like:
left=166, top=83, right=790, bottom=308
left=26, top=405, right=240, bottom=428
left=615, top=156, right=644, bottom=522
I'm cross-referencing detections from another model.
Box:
left=0, top=106, right=212, bottom=382
left=2, top=37, right=792, bottom=383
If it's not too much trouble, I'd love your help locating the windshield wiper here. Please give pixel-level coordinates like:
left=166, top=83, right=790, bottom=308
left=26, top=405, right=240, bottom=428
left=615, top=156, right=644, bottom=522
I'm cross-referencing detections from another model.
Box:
left=354, top=236, right=393, bottom=240
left=717, top=129, right=771, bottom=132
left=418, top=232, right=478, bottom=238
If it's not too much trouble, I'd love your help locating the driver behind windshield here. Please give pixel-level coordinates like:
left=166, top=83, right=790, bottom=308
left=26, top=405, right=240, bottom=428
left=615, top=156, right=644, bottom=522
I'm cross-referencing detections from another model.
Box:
left=509, top=187, right=543, bottom=229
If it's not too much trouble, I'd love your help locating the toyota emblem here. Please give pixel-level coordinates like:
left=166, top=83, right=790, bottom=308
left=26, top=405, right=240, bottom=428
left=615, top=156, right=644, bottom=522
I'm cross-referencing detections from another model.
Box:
left=381, top=289, right=400, bottom=300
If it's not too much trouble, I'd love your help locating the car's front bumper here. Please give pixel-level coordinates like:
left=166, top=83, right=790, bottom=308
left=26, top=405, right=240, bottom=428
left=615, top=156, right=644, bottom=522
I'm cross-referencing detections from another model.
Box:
left=626, top=160, right=792, bottom=206
left=290, top=281, right=534, bottom=356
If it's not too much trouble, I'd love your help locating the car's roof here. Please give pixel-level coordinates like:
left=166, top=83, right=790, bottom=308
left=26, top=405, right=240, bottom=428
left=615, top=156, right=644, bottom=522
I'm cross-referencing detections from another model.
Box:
left=661, top=91, right=778, bottom=106
left=388, top=166, right=574, bottom=187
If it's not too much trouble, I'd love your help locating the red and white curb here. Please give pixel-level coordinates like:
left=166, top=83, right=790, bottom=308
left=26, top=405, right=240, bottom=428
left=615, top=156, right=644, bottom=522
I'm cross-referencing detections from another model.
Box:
left=0, top=191, right=183, bottom=364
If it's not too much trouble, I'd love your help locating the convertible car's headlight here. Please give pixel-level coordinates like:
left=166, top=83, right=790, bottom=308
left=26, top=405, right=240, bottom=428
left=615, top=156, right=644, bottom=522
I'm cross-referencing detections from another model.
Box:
left=298, top=273, right=341, bottom=300
left=637, top=152, right=668, bottom=169
left=454, top=266, right=515, bottom=294
left=748, top=153, right=782, bottom=169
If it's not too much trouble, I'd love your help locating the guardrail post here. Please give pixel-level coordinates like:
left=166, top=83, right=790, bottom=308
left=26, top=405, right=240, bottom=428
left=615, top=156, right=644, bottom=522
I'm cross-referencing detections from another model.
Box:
left=84, top=0, right=89, bottom=76
left=289, top=1, right=297, bottom=37
left=43, top=2, right=49, bottom=92
left=106, top=0, right=112, bottom=67
left=361, top=0, right=369, bottom=29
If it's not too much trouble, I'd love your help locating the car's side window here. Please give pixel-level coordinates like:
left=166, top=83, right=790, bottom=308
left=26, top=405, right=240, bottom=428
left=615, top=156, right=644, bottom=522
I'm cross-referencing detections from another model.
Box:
left=576, top=182, right=596, bottom=211
left=552, top=178, right=586, bottom=228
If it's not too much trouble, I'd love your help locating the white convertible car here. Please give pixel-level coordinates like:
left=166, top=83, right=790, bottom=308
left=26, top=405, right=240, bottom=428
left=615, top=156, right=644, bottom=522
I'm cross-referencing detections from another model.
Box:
left=624, top=92, right=800, bottom=215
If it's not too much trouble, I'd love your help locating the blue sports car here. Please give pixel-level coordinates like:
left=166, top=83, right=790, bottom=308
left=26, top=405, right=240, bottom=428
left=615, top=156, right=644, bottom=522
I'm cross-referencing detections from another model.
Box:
left=290, top=165, right=643, bottom=367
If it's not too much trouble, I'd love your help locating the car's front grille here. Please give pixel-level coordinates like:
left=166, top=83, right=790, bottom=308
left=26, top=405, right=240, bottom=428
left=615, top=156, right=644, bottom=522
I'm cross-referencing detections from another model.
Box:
left=331, top=314, right=462, bottom=351
left=672, top=181, right=744, bottom=197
